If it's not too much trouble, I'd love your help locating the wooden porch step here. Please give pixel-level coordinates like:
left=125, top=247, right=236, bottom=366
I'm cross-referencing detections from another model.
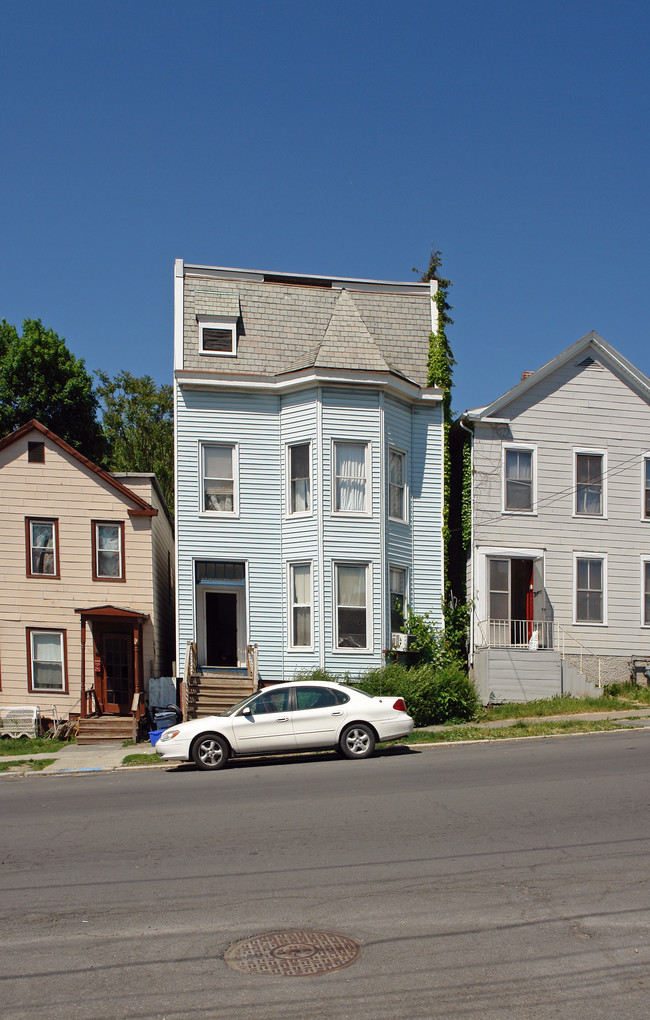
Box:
left=77, top=716, right=136, bottom=745
left=186, top=673, right=255, bottom=719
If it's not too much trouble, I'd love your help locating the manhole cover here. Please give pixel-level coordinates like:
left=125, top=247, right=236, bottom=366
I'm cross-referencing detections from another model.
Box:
left=224, top=929, right=362, bottom=977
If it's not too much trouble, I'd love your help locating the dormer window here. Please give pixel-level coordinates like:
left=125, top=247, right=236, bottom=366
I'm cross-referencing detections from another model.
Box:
left=198, top=315, right=238, bottom=357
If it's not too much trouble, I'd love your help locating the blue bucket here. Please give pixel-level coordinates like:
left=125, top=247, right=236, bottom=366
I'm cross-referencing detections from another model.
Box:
left=149, top=729, right=164, bottom=746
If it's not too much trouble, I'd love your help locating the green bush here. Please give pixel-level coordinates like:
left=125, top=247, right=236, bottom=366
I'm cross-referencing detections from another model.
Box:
left=356, top=661, right=479, bottom=727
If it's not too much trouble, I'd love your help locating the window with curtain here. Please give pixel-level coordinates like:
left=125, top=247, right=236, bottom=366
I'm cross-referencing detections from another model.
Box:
left=290, top=563, right=312, bottom=647
left=334, top=442, right=368, bottom=512
left=576, top=453, right=603, bottom=516
left=389, top=449, right=406, bottom=520
left=644, top=561, right=650, bottom=626
left=504, top=448, right=533, bottom=511
left=289, top=443, right=310, bottom=514
left=644, top=458, right=650, bottom=519
left=28, top=629, right=65, bottom=691
left=27, top=519, right=57, bottom=576
left=203, top=444, right=236, bottom=512
left=93, top=522, right=124, bottom=579
left=336, top=563, right=368, bottom=648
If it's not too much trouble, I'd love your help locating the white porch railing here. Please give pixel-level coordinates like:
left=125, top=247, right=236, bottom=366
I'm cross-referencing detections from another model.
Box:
left=475, top=619, right=606, bottom=687
left=475, top=619, right=555, bottom=649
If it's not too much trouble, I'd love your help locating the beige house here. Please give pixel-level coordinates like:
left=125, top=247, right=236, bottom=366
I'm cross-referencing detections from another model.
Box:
left=0, top=420, right=174, bottom=736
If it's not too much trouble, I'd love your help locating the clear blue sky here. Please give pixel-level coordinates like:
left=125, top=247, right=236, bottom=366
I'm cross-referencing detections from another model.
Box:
left=2, top=0, right=649, bottom=414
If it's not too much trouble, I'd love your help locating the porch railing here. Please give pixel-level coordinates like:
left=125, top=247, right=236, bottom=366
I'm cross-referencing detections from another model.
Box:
left=475, top=619, right=606, bottom=687
left=246, top=643, right=259, bottom=689
left=182, top=640, right=197, bottom=722
left=476, top=619, right=555, bottom=649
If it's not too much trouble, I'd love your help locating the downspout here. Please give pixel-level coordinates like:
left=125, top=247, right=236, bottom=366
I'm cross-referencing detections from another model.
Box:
left=459, top=415, right=475, bottom=666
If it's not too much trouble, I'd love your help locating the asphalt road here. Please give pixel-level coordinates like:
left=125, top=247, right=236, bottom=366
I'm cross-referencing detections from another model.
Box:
left=1, top=731, right=649, bottom=1019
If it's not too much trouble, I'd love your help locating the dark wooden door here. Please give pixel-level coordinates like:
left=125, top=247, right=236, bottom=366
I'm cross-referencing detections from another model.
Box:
left=206, top=592, right=238, bottom=666
left=97, top=633, right=134, bottom=714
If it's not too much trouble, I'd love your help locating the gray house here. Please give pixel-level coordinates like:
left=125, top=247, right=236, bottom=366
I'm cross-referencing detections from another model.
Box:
left=173, top=260, right=445, bottom=706
left=460, top=332, right=650, bottom=703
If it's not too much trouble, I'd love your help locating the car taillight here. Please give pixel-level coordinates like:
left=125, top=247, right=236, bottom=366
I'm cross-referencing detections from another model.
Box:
left=392, top=698, right=407, bottom=713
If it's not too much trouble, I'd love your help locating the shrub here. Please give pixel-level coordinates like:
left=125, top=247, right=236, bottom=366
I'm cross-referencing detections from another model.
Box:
left=356, top=661, right=479, bottom=727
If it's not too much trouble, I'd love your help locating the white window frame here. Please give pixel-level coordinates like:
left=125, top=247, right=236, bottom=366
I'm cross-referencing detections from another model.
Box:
left=573, top=448, right=607, bottom=518
left=389, top=564, right=408, bottom=635
left=333, top=562, right=372, bottom=652
left=200, top=442, right=239, bottom=516
left=197, top=315, right=238, bottom=357
left=332, top=440, right=370, bottom=515
left=288, top=561, right=313, bottom=651
left=388, top=447, right=408, bottom=522
left=641, top=557, right=650, bottom=627
left=573, top=553, right=607, bottom=626
left=286, top=441, right=312, bottom=517
left=642, top=455, right=650, bottom=521
left=502, top=443, right=537, bottom=515
left=28, top=628, right=66, bottom=692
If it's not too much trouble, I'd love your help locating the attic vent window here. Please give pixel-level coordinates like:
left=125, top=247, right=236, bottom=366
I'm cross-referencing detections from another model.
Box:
left=28, top=442, right=45, bottom=463
left=198, top=316, right=238, bottom=357
left=577, top=356, right=595, bottom=367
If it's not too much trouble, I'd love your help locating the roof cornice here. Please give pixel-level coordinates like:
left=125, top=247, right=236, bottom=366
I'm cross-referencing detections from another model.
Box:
left=175, top=367, right=443, bottom=403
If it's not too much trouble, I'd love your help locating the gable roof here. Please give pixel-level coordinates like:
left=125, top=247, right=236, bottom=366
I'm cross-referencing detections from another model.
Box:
left=0, top=420, right=158, bottom=517
left=465, top=332, right=650, bottom=421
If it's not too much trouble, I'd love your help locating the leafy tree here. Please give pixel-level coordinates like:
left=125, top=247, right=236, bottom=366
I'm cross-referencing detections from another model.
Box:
left=96, top=370, right=174, bottom=513
left=0, top=318, right=104, bottom=460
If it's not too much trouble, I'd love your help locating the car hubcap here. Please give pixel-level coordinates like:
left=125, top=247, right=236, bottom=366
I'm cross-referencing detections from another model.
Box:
left=200, top=740, right=222, bottom=765
left=346, top=729, right=369, bottom=755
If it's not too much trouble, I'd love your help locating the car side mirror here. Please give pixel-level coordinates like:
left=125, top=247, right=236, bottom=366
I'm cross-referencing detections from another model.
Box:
left=241, top=706, right=252, bottom=716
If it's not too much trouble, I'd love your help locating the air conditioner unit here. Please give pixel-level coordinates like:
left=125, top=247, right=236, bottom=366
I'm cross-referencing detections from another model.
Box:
left=391, top=632, right=409, bottom=652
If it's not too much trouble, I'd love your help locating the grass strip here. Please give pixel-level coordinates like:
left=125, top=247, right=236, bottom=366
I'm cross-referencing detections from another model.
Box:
left=0, top=758, right=56, bottom=773
left=0, top=737, right=70, bottom=757
left=122, top=753, right=162, bottom=766
left=391, top=719, right=628, bottom=744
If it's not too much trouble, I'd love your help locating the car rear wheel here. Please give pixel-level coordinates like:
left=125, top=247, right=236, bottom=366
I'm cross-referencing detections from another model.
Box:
left=339, top=723, right=375, bottom=759
left=192, top=733, right=229, bottom=771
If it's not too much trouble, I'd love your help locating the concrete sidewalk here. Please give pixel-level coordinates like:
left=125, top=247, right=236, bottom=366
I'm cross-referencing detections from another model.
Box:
left=2, top=707, right=650, bottom=776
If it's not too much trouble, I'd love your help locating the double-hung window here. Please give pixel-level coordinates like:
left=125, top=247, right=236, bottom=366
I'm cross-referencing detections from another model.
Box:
left=202, top=444, right=237, bottom=513
left=27, top=628, right=67, bottom=692
left=643, top=457, right=650, bottom=519
left=389, top=448, right=406, bottom=521
left=92, top=521, right=125, bottom=580
left=575, top=555, right=606, bottom=624
left=334, top=441, right=368, bottom=513
left=503, top=446, right=535, bottom=512
left=389, top=566, right=407, bottom=633
left=26, top=518, right=59, bottom=577
left=289, top=563, right=312, bottom=648
left=575, top=451, right=605, bottom=516
left=288, top=443, right=310, bottom=515
left=335, top=563, right=369, bottom=649
left=643, top=560, right=650, bottom=626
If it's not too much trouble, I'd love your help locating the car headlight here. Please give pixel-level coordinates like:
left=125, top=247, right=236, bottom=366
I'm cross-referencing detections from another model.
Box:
left=159, top=728, right=181, bottom=742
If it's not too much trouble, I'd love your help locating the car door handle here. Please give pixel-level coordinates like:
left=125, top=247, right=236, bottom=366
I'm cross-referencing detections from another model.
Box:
left=331, top=711, right=343, bottom=716
left=277, top=717, right=289, bottom=722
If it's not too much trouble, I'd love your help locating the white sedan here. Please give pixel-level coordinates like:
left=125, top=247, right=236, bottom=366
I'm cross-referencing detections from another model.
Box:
left=155, top=680, right=413, bottom=770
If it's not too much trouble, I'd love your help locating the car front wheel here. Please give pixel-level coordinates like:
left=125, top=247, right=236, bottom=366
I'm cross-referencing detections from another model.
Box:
left=192, top=733, right=229, bottom=771
left=339, top=723, right=375, bottom=759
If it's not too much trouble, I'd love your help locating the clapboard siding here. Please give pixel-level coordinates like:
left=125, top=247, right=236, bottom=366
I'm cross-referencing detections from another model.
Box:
left=0, top=432, right=173, bottom=716
left=471, top=344, right=650, bottom=667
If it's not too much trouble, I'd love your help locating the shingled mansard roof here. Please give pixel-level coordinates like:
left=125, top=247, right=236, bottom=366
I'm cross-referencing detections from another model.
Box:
left=175, top=261, right=440, bottom=395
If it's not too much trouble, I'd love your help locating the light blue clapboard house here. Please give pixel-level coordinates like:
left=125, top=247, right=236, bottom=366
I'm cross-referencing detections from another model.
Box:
left=173, top=260, right=444, bottom=701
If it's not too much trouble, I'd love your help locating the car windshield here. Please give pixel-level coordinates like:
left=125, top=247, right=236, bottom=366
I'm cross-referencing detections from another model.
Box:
left=219, top=693, right=259, bottom=717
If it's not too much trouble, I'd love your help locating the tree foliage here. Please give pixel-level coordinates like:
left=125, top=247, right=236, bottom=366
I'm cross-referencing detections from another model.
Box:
left=96, top=370, right=174, bottom=513
left=0, top=318, right=104, bottom=461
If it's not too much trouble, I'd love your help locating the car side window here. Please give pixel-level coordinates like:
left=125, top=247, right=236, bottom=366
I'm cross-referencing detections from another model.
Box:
left=295, top=686, right=349, bottom=710
left=246, top=689, right=290, bottom=715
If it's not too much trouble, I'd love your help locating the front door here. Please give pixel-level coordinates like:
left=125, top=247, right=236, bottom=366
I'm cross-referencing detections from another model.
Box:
left=97, top=632, right=133, bottom=714
left=205, top=591, right=238, bottom=666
